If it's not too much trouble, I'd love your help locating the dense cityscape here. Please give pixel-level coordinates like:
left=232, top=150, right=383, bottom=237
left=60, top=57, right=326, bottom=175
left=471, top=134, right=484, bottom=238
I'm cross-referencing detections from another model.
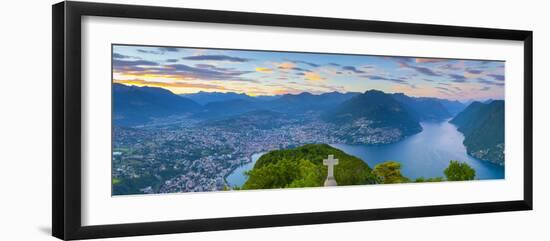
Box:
left=112, top=112, right=406, bottom=194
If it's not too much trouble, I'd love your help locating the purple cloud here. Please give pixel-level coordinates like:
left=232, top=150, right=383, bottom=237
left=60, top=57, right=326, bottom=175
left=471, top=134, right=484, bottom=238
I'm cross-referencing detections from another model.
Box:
left=113, top=59, right=255, bottom=82
left=113, top=53, right=131, bottom=59
left=166, top=64, right=253, bottom=81
left=466, top=69, right=483, bottom=74
left=488, top=74, right=505, bottom=81
left=342, top=66, right=365, bottom=74
left=477, top=78, right=504, bottom=86
left=400, top=62, right=441, bottom=76
left=480, top=86, right=491, bottom=91
left=290, top=67, right=311, bottom=72
left=364, top=75, right=407, bottom=84
left=158, top=47, right=179, bottom=52
left=137, top=49, right=162, bottom=54
left=113, top=59, right=159, bottom=67
left=449, top=74, right=467, bottom=82
left=182, top=55, right=251, bottom=62
left=287, top=59, right=320, bottom=68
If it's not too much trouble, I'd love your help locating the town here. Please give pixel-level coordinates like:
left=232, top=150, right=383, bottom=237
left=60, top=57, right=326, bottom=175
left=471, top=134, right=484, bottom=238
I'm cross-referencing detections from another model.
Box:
left=112, top=113, right=405, bottom=195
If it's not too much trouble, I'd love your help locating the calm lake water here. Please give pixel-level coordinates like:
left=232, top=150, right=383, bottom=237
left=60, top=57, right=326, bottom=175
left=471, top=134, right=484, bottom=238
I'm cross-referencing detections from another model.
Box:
left=225, top=152, right=265, bottom=187
left=225, top=121, right=504, bottom=187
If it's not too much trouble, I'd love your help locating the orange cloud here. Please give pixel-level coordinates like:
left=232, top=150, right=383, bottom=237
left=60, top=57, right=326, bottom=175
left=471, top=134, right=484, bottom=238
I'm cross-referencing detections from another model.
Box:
left=272, top=88, right=302, bottom=95
left=304, top=72, right=325, bottom=81
left=255, top=67, right=273, bottom=73
left=277, top=62, right=295, bottom=70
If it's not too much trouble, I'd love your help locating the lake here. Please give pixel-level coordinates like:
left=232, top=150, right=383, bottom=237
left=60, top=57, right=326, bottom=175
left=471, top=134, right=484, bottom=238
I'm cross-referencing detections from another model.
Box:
left=225, top=121, right=504, bottom=187
left=225, top=152, right=265, bottom=188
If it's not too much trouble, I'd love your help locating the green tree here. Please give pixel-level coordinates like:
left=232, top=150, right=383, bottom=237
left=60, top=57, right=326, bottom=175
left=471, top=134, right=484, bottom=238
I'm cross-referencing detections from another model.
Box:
left=288, top=159, right=324, bottom=188
left=243, top=144, right=377, bottom=189
left=414, top=176, right=444, bottom=183
left=243, top=158, right=326, bottom=189
left=372, top=161, right=409, bottom=184
left=444, top=160, right=476, bottom=181
left=243, top=158, right=300, bottom=189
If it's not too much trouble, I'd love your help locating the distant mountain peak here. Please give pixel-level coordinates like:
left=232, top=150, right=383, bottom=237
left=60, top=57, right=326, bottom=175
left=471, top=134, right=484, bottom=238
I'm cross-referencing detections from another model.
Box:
left=282, top=92, right=315, bottom=97
left=364, top=89, right=386, bottom=95
left=297, top=92, right=314, bottom=96
left=180, top=91, right=255, bottom=105
left=325, top=90, right=422, bottom=139
left=113, top=83, right=175, bottom=95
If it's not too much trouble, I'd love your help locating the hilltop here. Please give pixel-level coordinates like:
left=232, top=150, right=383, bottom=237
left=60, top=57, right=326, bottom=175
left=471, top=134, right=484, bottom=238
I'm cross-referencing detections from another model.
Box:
left=243, top=144, right=377, bottom=189
left=450, top=100, right=505, bottom=165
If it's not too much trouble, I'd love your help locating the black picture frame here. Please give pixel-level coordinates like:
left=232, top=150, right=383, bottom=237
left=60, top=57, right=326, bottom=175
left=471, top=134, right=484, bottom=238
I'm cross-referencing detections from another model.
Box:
left=52, top=1, right=533, bottom=240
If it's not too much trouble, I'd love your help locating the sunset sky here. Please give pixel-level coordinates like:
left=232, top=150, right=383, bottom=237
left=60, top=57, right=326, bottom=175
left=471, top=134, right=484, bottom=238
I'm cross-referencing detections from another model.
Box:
left=112, top=45, right=505, bottom=101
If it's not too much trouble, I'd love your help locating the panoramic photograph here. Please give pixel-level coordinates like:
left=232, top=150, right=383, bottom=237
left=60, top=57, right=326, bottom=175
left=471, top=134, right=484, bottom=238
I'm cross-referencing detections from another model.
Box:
left=111, top=44, right=505, bottom=195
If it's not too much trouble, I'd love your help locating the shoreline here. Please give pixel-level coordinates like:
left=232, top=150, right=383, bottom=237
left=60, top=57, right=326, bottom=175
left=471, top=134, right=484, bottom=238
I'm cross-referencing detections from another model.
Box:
left=224, top=152, right=266, bottom=188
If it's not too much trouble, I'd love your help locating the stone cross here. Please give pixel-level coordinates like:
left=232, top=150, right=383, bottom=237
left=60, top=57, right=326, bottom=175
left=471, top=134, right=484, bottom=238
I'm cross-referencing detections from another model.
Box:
left=323, top=155, right=339, bottom=186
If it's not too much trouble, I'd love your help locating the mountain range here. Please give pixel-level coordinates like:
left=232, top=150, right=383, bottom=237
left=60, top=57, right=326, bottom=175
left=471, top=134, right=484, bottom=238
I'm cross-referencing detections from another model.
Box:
left=450, top=100, right=505, bottom=165
left=113, top=83, right=200, bottom=126
left=265, top=92, right=360, bottom=114
left=113, top=84, right=467, bottom=128
left=391, top=93, right=451, bottom=121
left=179, top=91, right=257, bottom=105
left=325, top=90, right=423, bottom=137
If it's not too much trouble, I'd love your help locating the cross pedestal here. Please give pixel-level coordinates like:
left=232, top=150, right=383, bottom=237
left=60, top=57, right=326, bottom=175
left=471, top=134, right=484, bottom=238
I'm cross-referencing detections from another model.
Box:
left=323, top=154, right=339, bottom=186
